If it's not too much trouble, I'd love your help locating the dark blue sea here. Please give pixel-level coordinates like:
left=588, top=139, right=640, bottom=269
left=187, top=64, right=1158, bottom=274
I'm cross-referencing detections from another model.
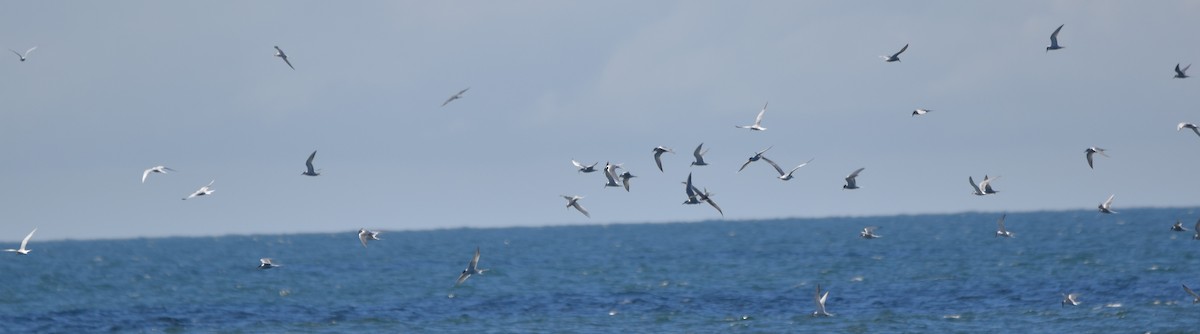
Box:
left=3, top=208, right=1199, bottom=333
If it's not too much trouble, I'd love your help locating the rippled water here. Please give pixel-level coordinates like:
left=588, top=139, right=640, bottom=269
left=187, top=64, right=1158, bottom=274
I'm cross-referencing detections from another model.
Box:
left=1, top=208, right=1198, bottom=332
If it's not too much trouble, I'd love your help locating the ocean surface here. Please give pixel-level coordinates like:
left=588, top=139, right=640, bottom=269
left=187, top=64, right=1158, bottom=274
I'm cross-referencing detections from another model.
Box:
left=2, top=208, right=1199, bottom=333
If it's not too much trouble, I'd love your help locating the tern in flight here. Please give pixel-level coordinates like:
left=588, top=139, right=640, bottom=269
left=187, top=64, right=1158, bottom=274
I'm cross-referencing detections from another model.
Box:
left=619, top=172, right=636, bottom=192
left=968, top=175, right=999, bottom=196
left=737, top=146, right=773, bottom=172
left=842, top=168, right=865, bottom=189
left=764, top=157, right=813, bottom=181
left=572, top=159, right=599, bottom=173
left=1062, top=293, right=1080, bottom=307
left=1172, top=220, right=1187, bottom=232
left=652, top=146, right=673, bottom=172
left=9, top=46, right=36, bottom=62
left=562, top=195, right=590, bottom=218
left=183, top=180, right=215, bottom=200
left=812, top=284, right=833, bottom=317
left=1175, top=63, right=1191, bottom=79
left=735, top=102, right=769, bottom=131
left=1178, top=123, right=1200, bottom=138
left=1098, top=194, right=1116, bottom=214
left=442, top=88, right=470, bottom=107
left=1085, top=147, right=1107, bottom=169
left=881, top=44, right=908, bottom=62
left=455, top=247, right=487, bottom=286
left=258, top=258, right=278, bottom=269
left=603, top=162, right=622, bottom=188
left=1046, top=25, right=1064, bottom=52
left=358, top=228, right=382, bottom=248
left=683, top=173, right=702, bottom=205
left=860, top=226, right=881, bottom=239
left=690, top=143, right=710, bottom=166
left=302, top=150, right=321, bottom=176
left=1184, top=284, right=1200, bottom=304
left=274, top=46, right=294, bottom=70
left=4, top=228, right=37, bottom=255
left=996, top=214, right=1013, bottom=238
left=912, top=109, right=931, bottom=117
left=142, top=165, right=176, bottom=183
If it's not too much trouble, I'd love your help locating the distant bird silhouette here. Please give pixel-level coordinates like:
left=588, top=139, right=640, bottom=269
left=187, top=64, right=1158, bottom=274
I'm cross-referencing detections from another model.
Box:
left=442, top=88, right=469, bottom=107
left=455, top=247, right=487, bottom=286
left=1098, top=194, right=1116, bottom=214
left=301, top=150, right=321, bottom=176
left=652, top=146, right=674, bottom=172
left=1085, top=147, right=1107, bottom=169
left=880, top=44, right=908, bottom=62
left=1046, top=25, right=1064, bottom=52
left=9, top=46, right=36, bottom=62
left=562, top=195, right=590, bottom=218
left=273, top=46, right=294, bottom=70
left=843, top=168, right=865, bottom=189
left=1178, top=123, right=1200, bottom=138
left=735, top=102, right=769, bottom=131
left=912, top=109, right=931, bottom=117
left=1175, top=63, right=1191, bottom=79
left=690, top=143, right=710, bottom=166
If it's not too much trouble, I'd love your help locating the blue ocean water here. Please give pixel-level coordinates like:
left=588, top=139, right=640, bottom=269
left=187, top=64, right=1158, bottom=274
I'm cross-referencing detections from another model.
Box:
left=2, top=208, right=1198, bottom=333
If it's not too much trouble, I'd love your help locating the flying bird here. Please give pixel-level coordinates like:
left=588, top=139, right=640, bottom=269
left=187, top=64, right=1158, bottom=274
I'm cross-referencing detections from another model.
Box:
left=1175, top=63, right=1191, bottom=79
left=690, top=143, right=710, bottom=166
left=652, top=146, right=673, bottom=172
left=737, top=146, right=773, bottom=172
left=682, top=173, right=702, bottom=205
left=1178, top=123, right=1200, bottom=138
left=1046, top=24, right=1065, bottom=52
left=842, top=168, right=865, bottom=189
left=3, top=228, right=37, bottom=255
left=764, top=157, right=813, bottom=181
left=258, top=258, right=278, bottom=269
left=562, top=195, right=590, bottom=218
left=603, top=162, right=622, bottom=188
left=860, top=226, right=881, bottom=239
left=455, top=247, right=487, bottom=286
left=681, top=173, right=721, bottom=216
left=273, top=46, right=294, bottom=70
left=142, top=165, right=176, bottom=183
left=996, top=214, right=1013, bottom=238
left=182, top=180, right=215, bottom=200
left=968, top=175, right=1000, bottom=196
left=441, top=88, right=470, bottom=107
left=9, top=46, right=36, bottom=62
left=619, top=171, right=636, bottom=192
left=911, top=109, right=931, bottom=117
left=812, top=284, right=833, bottom=317
left=301, top=150, right=321, bottom=176
left=572, top=159, right=599, bottom=173
left=735, top=102, right=769, bottom=131
left=1184, top=284, right=1200, bottom=304
left=1085, top=147, right=1107, bottom=169
left=358, top=228, right=382, bottom=248
left=1062, top=293, right=1080, bottom=307
left=881, top=43, right=908, bottom=62
left=1172, top=220, right=1187, bottom=232
left=695, top=187, right=723, bottom=217
left=1098, top=194, right=1116, bottom=214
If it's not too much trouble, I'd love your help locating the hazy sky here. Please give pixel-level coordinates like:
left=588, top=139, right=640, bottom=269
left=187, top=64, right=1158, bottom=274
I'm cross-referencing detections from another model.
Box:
left=1, top=1, right=1198, bottom=241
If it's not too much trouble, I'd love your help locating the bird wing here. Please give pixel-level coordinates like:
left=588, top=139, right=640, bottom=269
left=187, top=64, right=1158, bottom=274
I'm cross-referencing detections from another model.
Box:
left=762, top=156, right=784, bottom=176
left=968, top=176, right=982, bottom=194
left=1184, top=284, right=1200, bottom=299
left=997, top=214, right=1007, bottom=232
left=282, top=57, right=294, bottom=70
left=705, top=197, right=723, bottom=216
left=469, top=248, right=481, bottom=272
left=892, top=44, right=908, bottom=57
left=754, top=103, right=767, bottom=126
left=692, top=143, right=706, bottom=163
left=455, top=272, right=471, bottom=286
left=458, top=88, right=470, bottom=95
left=684, top=173, right=697, bottom=198
left=1050, top=24, right=1063, bottom=44
left=788, top=159, right=814, bottom=175
left=621, top=174, right=632, bottom=191
left=1104, top=194, right=1114, bottom=207
left=1178, top=64, right=1185, bottom=76
left=738, top=159, right=754, bottom=172
left=19, top=228, right=36, bottom=250
left=142, top=169, right=153, bottom=183
left=9, top=49, right=22, bottom=58
left=306, top=150, right=317, bottom=173
left=1193, top=218, right=1199, bottom=232
left=572, top=160, right=585, bottom=169
left=1179, top=123, right=1190, bottom=131
left=1086, top=151, right=1095, bottom=168
left=848, top=167, right=864, bottom=179
left=571, top=201, right=590, bottom=217
left=260, top=258, right=273, bottom=265
left=654, top=151, right=665, bottom=172
left=23, top=46, right=36, bottom=57
left=441, top=93, right=458, bottom=106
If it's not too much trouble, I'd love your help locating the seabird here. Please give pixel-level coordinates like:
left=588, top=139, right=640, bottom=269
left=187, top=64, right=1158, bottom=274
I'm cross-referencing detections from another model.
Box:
left=562, top=195, right=590, bottom=218
left=1184, top=284, right=1200, bottom=304
left=9, top=46, right=36, bottom=62
left=572, top=159, right=599, bottom=173
left=619, top=171, right=635, bottom=192
left=735, top=102, right=769, bottom=131
left=1172, top=220, right=1187, bottom=232
left=1098, top=194, right=1116, bottom=214
left=3, top=228, right=37, bottom=255
left=603, top=162, right=622, bottom=188
left=737, top=146, right=772, bottom=172
left=881, top=44, right=908, bottom=62
left=1175, top=63, right=1191, bottom=79
left=1178, top=123, right=1200, bottom=138
left=812, top=284, right=833, bottom=317
left=764, top=157, right=813, bottom=181
left=690, top=143, right=710, bottom=166
left=968, top=175, right=1000, bottom=196
left=1085, top=147, right=1107, bottom=169
left=912, top=109, right=931, bottom=117
left=442, top=88, right=470, bottom=107
left=843, top=168, right=865, bottom=189
left=258, top=258, right=278, bottom=269
left=455, top=247, right=487, bottom=286
left=182, top=180, right=215, bottom=200
left=683, top=173, right=702, bottom=205
left=860, top=226, right=881, bottom=239
left=1062, top=293, right=1080, bottom=307
left=142, top=165, right=176, bottom=183
left=996, top=214, right=1013, bottom=237
left=301, top=150, right=321, bottom=176
left=358, top=228, right=382, bottom=248
left=1046, top=24, right=1064, bottom=52
left=273, top=46, right=294, bottom=70
left=652, top=146, right=674, bottom=172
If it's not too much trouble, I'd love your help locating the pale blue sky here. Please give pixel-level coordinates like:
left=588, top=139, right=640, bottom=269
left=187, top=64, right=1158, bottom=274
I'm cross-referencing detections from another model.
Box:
left=1, top=1, right=1198, bottom=240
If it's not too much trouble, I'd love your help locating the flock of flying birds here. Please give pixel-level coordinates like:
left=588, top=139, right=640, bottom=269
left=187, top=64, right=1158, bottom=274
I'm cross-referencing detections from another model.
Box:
left=4, top=22, right=1200, bottom=316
